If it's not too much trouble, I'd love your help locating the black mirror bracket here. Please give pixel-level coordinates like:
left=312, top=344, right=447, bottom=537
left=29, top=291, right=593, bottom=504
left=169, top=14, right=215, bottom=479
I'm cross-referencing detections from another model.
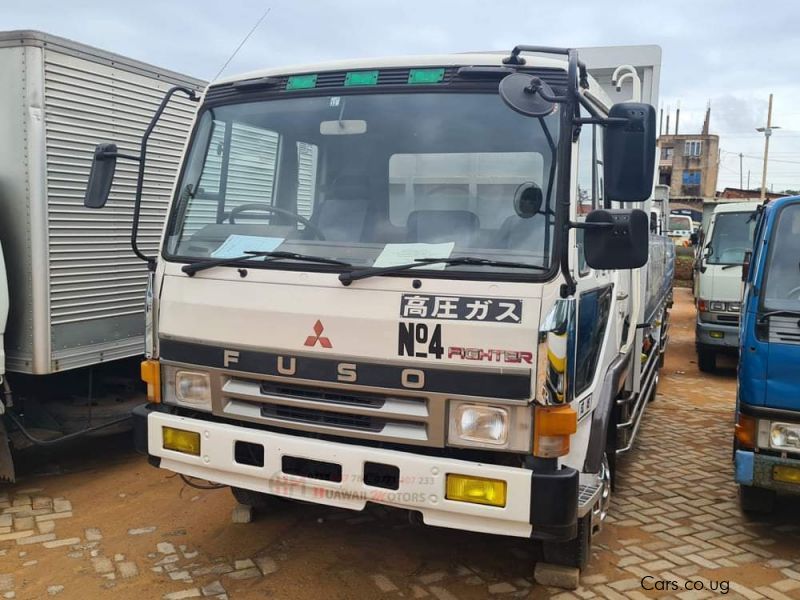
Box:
left=129, top=85, right=200, bottom=265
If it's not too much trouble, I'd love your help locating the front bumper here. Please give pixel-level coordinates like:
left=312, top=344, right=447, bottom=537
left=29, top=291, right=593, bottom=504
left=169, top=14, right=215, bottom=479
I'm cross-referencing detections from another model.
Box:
left=133, top=404, right=580, bottom=540
left=696, top=319, right=739, bottom=349
left=735, top=449, right=800, bottom=495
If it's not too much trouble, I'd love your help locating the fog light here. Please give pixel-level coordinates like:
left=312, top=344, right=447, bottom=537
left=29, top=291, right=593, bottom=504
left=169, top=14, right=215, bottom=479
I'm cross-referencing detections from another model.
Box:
left=162, top=427, right=201, bottom=456
left=770, top=422, right=800, bottom=452
left=773, top=465, right=800, bottom=485
left=709, top=331, right=724, bottom=339
left=446, top=474, right=506, bottom=507
left=176, top=371, right=211, bottom=406
left=453, top=405, right=508, bottom=446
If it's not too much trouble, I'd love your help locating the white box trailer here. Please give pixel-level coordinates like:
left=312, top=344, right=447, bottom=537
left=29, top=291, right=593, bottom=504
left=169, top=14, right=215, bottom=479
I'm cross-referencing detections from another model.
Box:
left=0, top=30, right=205, bottom=375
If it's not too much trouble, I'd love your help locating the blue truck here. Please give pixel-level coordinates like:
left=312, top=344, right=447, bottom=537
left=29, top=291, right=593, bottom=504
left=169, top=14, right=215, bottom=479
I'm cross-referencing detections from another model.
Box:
left=735, top=195, right=800, bottom=512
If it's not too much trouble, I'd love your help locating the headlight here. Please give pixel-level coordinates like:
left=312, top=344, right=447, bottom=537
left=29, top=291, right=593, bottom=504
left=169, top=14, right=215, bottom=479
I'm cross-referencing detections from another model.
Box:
left=727, top=302, right=741, bottom=313
left=452, top=405, right=508, bottom=446
left=770, top=422, right=800, bottom=453
left=176, top=371, right=212, bottom=405
left=710, top=301, right=726, bottom=312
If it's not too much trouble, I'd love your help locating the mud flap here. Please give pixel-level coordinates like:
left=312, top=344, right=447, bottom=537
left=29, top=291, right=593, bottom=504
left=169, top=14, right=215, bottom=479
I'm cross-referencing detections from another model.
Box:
left=0, top=418, right=15, bottom=483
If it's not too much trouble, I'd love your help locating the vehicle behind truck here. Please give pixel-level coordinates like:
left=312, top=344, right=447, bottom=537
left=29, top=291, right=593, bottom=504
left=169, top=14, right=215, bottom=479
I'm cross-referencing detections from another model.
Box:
left=0, top=31, right=204, bottom=481
left=694, top=201, right=760, bottom=372
left=81, top=44, right=671, bottom=573
left=734, top=195, right=800, bottom=513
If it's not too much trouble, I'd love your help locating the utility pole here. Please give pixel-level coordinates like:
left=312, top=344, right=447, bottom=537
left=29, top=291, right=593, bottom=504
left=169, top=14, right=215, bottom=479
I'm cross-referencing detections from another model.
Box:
left=739, top=153, right=743, bottom=189
left=757, top=94, right=779, bottom=201
left=747, top=170, right=751, bottom=190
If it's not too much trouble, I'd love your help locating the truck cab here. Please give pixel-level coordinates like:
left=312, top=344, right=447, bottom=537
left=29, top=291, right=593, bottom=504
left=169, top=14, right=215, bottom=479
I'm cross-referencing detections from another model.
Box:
left=695, top=201, right=760, bottom=371
left=735, top=196, right=800, bottom=512
left=82, top=45, right=668, bottom=572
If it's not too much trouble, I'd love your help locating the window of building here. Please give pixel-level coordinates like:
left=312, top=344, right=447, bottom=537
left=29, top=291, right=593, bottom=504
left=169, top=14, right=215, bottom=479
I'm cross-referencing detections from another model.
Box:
left=684, top=140, right=702, bottom=157
left=661, top=146, right=673, bottom=160
left=682, top=170, right=701, bottom=186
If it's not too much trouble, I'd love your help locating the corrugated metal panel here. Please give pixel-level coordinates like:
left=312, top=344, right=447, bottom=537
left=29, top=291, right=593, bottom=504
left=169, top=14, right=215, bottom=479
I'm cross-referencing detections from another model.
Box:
left=43, top=50, right=201, bottom=331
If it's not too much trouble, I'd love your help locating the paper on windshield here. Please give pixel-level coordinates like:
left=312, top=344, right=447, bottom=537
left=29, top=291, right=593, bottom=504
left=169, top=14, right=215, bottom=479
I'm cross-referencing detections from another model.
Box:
left=372, top=242, right=455, bottom=270
left=211, top=235, right=284, bottom=258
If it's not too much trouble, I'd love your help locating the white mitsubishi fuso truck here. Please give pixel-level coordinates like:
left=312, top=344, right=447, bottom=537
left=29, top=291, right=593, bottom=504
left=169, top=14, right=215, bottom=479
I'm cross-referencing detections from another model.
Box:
left=83, top=45, right=670, bottom=569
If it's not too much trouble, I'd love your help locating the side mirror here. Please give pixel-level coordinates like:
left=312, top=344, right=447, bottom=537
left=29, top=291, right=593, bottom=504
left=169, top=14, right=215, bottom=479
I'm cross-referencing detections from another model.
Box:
left=604, top=102, right=656, bottom=202
left=584, top=209, right=649, bottom=270
left=84, top=143, right=119, bottom=209
left=690, top=232, right=698, bottom=246
left=742, top=250, right=752, bottom=282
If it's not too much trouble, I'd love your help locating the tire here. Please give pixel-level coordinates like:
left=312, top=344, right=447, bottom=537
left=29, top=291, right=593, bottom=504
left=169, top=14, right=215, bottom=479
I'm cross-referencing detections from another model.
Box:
left=697, top=347, right=716, bottom=373
left=542, top=514, right=592, bottom=570
left=739, top=485, right=775, bottom=514
left=230, top=487, right=288, bottom=512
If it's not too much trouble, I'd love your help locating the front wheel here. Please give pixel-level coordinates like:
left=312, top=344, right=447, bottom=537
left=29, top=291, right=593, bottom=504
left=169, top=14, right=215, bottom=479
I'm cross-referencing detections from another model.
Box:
left=697, top=347, right=716, bottom=373
left=739, top=485, right=775, bottom=514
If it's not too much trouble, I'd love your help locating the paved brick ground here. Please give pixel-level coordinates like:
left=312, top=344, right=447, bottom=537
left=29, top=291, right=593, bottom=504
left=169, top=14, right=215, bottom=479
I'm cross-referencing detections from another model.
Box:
left=2, top=287, right=800, bottom=599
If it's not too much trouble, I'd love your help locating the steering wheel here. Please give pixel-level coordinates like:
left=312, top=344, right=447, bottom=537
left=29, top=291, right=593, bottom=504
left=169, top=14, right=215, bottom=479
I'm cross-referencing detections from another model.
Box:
left=227, top=203, right=325, bottom=240
left=785, top=285, right=800, bottom=300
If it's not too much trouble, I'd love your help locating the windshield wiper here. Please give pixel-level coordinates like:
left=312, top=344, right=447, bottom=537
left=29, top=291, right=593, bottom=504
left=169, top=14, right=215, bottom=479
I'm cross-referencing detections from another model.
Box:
left=721, top=263, right=743, bottom=270
left=758, top=310, right=800, bottom=323
left=339, top=256, right=548, bottom=285
left=183, top=250, right=351, bottom=276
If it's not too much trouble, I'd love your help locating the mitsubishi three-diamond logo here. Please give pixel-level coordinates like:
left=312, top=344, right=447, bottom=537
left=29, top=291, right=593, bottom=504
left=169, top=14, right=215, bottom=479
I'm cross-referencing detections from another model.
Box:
left=304, top=320, right=332, bottom=348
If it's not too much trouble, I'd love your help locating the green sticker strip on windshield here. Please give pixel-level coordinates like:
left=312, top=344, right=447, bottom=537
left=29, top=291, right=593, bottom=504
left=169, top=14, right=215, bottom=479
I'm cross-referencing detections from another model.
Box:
left=344, top=70, right=379, bottom=86
left=286, top=74, right=317, bottom=90
left=408, top=68, right=445, bottom=84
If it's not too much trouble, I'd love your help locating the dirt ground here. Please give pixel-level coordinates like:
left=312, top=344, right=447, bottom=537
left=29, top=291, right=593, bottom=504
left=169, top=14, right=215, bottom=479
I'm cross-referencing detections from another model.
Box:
left=2, top=287, right=800, bottom=600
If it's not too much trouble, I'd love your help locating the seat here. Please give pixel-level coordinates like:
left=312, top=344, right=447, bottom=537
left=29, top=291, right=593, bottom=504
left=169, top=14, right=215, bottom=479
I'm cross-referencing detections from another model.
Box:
left=494, top=214, right=547, bottom=251
left=311, top=175, right=370, bottom=241
left=406, top=210, right=479, bottom=246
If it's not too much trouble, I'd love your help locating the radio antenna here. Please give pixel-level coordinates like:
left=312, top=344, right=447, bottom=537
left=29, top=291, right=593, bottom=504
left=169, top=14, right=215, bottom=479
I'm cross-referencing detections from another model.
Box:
left=211, top=7, right=272, bottom=82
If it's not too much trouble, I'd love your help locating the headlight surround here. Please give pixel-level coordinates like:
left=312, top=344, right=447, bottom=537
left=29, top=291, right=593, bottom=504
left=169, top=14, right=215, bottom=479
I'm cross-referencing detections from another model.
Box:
left=770, top=422, right=800, bottom=453
left=451, top=404, right=509, bottom=446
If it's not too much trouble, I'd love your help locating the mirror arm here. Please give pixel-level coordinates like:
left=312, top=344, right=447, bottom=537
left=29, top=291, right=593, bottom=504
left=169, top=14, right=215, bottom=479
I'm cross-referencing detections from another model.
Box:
left=573, top=116, right=629, bottom=126
left=568, top=221, right=615, bottom=230
left=131, top=85, right=199, bottom=267
left=96, top=149, right=141, bottom=162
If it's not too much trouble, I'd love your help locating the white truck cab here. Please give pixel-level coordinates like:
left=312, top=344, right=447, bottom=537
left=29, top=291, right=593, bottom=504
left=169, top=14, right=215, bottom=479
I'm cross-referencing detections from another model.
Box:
left=82, top=45, right=670, bottom=573
left=695, top=200, right=760, bottom=371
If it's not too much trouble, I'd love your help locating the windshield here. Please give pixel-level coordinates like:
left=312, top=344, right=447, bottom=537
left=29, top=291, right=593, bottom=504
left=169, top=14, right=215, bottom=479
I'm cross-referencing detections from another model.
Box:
left=763, top=203, right=800, bottom=310
left=164, top=92, right=559, bottom=277
left=669, top=216, right=692, bottom=232
left=706, top=211, right=756, bottom=264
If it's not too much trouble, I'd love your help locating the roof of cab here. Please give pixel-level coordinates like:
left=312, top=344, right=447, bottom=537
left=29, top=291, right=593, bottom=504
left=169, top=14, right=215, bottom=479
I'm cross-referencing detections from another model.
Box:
left=712, top=200, right=763, bottom=214
left=210, top=51, right=613, bottom=108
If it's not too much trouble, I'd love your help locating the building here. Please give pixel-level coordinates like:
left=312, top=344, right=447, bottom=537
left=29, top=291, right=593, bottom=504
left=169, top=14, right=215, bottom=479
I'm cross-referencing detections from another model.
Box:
left=718, top=187, right=783, bottom=201
left=658, top=106, right=719, bottom=202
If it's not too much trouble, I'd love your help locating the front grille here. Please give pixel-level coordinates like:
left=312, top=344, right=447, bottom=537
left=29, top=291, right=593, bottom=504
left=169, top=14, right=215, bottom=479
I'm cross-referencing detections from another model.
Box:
left=219, top=375, right=438, bottom=445
left=717, top=314, right=739, bottom=324
left=259, top=381, right=385, bottom=408
left=261, top=404, right=384, bottom=432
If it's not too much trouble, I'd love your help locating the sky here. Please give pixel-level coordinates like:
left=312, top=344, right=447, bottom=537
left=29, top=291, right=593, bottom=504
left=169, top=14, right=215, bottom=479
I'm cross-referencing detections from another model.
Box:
left=5, top=0, right=800, bottom=192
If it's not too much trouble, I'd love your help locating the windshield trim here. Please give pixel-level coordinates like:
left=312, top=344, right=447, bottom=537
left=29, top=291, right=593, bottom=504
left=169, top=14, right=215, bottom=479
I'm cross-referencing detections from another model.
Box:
left=759, top=201, right=800, bottom=313
left=705, top=210, right=756, bottom=266
left=161, top=86, right=568, bottom=284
